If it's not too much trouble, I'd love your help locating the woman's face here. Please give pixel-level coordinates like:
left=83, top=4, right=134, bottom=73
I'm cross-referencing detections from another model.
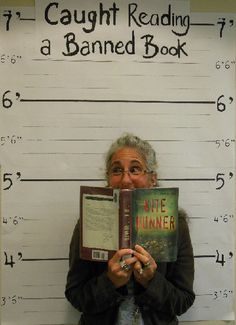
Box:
left=107, top=147, right=157, bottom=189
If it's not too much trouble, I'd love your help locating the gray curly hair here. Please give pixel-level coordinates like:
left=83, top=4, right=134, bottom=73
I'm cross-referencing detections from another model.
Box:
left=105, top=133, right=158, bottom=175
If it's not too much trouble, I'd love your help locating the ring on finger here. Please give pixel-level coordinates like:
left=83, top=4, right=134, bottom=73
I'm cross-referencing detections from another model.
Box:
left=120, top=260, right=131, bottom=272
left=143, top=261, right=151, bottom=269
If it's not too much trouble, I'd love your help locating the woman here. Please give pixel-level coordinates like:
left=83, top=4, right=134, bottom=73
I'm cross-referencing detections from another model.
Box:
left=65, top=133, right=195, bottom=325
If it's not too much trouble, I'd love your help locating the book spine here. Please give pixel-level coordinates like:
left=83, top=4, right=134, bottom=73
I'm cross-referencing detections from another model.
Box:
left=119, top=190, right=133, bottom=249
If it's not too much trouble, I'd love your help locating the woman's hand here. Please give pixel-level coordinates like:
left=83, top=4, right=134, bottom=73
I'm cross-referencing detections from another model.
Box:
left=133, top=245, right=157, bottom=288
left=107, top=248, right=137, bottom=288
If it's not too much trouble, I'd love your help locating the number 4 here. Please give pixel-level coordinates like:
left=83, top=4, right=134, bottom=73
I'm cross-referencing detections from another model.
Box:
left=216, top=250, right=226, bottom=266
left=4, top=252, right=15, bottom=268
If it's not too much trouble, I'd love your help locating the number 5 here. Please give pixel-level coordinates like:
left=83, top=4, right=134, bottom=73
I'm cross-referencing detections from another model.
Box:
left=216, top=173, right=225, bottom=190
left=3, top=173, right=13, bottom=190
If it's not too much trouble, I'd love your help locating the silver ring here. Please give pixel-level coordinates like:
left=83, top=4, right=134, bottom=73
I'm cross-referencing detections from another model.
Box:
left=120, top=260, right=130, bottom=271
left=143, top=261, right=151, bottom=269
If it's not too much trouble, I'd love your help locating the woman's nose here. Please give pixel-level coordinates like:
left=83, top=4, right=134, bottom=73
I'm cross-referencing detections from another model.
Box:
left=119, top=171, right=134, bottom=188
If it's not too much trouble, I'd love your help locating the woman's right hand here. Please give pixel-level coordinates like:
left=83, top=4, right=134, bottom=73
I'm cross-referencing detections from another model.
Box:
left=107, top=248, right=137, bottom=288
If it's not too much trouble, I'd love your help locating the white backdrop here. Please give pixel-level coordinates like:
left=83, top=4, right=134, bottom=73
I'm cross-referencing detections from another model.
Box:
left=1, top=1, right=235, bottom=324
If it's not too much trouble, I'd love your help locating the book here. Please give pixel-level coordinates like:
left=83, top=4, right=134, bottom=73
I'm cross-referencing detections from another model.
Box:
left=79, top=186, right=179, bottom=262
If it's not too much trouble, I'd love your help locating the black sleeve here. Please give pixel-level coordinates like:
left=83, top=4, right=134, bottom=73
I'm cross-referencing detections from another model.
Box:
left=65, top=221, right=125, bottom=315
left=135, top=211, right=195, bottom=316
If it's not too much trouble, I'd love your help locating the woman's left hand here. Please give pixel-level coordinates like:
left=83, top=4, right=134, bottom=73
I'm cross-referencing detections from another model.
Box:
left=133, top=244, right=157, bottom=288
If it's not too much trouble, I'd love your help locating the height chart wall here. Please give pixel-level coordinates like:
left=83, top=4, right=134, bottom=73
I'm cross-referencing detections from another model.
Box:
left=0, top=1, right=235, bottom=324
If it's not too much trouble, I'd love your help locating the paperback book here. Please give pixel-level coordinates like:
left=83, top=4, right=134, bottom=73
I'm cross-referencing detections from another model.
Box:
left=79, top=186, right=179, bottom=262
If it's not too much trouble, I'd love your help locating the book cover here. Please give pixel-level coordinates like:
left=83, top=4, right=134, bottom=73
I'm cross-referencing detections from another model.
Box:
left=79, top=186, right=178, bottom=262
left=131, top=187, right=178, bottom=262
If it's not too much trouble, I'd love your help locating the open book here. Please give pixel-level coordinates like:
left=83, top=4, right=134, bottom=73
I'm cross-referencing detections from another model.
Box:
left=79, top=186, right=178, bottom=262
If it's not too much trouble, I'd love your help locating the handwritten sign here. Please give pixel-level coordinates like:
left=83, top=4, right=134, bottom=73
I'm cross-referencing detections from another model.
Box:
left=35, top=1, right=191, bottom=60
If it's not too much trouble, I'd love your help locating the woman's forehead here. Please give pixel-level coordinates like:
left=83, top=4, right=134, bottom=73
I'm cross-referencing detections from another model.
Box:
left=111, top=147, right=146, bottom=165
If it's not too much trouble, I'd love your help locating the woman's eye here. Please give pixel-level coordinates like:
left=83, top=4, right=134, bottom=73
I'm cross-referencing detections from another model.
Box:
left=129, top=166, right=142, bottom=175
left=111, top=167, right=123, bottom=175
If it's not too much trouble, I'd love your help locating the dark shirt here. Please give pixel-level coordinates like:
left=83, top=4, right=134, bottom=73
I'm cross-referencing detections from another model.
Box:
left=65, top=209, right=195, bottom=325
